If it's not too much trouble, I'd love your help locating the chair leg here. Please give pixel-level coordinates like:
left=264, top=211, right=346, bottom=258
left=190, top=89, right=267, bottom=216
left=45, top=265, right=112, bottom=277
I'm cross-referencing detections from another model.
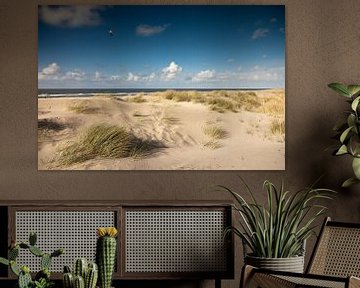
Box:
left=240, top=265, right=296, bottom=288
left=349, top=276, right=360, bottom=288
left=240, top=265, right=255, bottom=288
left=215, top=278, right=221, bottom=288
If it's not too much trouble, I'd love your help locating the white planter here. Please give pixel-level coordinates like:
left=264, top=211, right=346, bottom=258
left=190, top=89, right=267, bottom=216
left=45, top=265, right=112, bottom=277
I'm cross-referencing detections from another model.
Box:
left=245, top=254, right=305, bottom=273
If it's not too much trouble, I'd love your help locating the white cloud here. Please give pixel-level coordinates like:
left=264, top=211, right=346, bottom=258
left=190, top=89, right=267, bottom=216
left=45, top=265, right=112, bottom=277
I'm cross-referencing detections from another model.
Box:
left=238, top=66, right=284, bottom=83
left=127, top=72, right=140, bottom=82
left=39, top=6, right=104, bottom=27
left=63, top=70, right=86, bottom=81
left=38, top=63, right=61, bottom=80
left=193, top=69, right=216, bottom=82
left=126, top=72, right=156, bottom=82
left=110, top=75, right=122, bottom=81
left=252, top=28, right=269, bottom=40
left=143, top=72, right=156, bottom=82
left=227, top=58, right=235, bottom=63
left=94, top=71, right=102, bottom=81
left=162, top=61, right=182, bottom=81
left=136, top=24, right=169, bottom=37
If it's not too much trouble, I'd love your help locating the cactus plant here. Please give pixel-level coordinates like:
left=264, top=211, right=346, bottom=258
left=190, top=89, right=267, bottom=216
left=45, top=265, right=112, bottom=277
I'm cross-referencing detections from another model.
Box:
left=19, top=268, right=32, bottom=288
left=96, top=227, right=118, bottom=288
left=63, top=259, right=98, bottom=288
left=0, top=232, right=63, bottom=288
left=73, top=275, right=85, bottom=288
left=85, top=262, right=98, bottom=288
left=74, top=258, right=88, bottom=279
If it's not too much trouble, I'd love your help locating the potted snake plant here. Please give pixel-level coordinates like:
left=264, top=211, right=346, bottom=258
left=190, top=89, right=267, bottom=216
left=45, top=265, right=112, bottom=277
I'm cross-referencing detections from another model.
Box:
left=328, top=83, right=360, bottom=187
left=221, top=179, right=334, bottom=273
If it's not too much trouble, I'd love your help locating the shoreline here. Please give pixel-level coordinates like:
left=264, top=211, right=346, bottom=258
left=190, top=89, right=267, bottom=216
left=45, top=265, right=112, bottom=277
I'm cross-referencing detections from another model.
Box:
left=38, top=88, right=283, bottom=98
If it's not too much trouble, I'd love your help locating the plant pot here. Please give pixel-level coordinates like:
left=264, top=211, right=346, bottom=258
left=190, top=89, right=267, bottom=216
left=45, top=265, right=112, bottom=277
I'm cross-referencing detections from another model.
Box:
left=245, top=254, right=304, bottom=273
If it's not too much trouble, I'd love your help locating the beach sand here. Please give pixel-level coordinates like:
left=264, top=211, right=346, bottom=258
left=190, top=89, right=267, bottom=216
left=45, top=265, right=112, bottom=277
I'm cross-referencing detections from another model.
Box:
left=38, top=90, right=285, bottom=170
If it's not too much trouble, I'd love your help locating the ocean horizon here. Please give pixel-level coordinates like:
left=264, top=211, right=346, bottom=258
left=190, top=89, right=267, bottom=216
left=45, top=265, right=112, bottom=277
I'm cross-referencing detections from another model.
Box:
left=38, top=87, right=275, bottom=98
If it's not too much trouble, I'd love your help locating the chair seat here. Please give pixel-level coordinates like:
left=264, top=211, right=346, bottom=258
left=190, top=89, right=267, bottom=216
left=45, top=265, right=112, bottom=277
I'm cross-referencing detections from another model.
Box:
left=277, top=275, right=346, bottom=288
left=243, top=266, right=360, bottom=288
left=241, top=218, right=360, bottom=288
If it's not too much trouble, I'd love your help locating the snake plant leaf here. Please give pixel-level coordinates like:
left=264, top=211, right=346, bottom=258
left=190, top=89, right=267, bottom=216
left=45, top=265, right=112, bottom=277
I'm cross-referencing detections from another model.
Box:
left=340, top=126, right=353, bottom=143
left=347, top=85, right=360, bottom=97
left=328, top=83, right=351, bottom=97
left=352, top=157, right=360, bottom=179
left=351, top=96, right=360, bottom=111
left=342, top=177, right=360, bottom=188
left=336, top=144, right=348, bottom=155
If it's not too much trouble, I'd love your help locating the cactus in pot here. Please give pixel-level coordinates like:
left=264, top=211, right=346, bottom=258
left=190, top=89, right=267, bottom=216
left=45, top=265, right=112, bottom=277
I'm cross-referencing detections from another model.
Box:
left=62, top=259, right=98, bottom=288
left=96, top=227, right=118, bottom=288
left=0, top=232, right=63, bottom=288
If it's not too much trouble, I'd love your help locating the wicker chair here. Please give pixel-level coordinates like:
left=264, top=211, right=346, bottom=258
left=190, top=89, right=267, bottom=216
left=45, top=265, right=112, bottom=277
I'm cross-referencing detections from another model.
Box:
left=241, top=217, right=360, bottom=288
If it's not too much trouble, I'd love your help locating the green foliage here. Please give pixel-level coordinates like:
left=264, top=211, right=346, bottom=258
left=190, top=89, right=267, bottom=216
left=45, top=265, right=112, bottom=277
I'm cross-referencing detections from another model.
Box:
left=0, top=233, right=63, bottom=288
left=221, top=178, right=335, bottom=258
left=32, top=278, right=54, bottom=288
left=329, top=83, right=360, bottom=187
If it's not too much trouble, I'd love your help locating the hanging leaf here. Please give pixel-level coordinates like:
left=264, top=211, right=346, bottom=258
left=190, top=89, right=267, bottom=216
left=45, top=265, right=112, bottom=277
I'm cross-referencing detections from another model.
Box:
left=328, top=83, right=351, bottom=97
left=336, top=145, right=348, bottom=155
left=340, top=126, right=353, bottom=143
left=347, top=114, right=356, bottom=128
left=347, top=85, right=360, bottom=97
left=352, top=157, right=360, bottom=179
left=351, top=96, right=360, bottom=111
left=0, top=257, right=9, bottom=266
left=342, top=177, right=360, bottom=188
left=348, top=135, right=360, bottom=157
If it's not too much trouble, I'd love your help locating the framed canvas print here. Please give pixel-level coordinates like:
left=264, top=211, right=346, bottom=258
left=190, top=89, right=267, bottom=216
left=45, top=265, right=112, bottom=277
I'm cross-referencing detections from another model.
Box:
left=38, top=5, right=285, bottom=170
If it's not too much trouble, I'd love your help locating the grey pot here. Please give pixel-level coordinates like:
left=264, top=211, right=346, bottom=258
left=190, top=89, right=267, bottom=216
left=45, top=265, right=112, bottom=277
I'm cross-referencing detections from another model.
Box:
left=245, top=254, right=305, bottom=273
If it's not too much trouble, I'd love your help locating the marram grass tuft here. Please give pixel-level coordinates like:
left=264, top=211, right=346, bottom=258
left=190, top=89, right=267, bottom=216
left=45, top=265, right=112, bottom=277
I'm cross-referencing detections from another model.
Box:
left=57, top=124, right=155, bottom=166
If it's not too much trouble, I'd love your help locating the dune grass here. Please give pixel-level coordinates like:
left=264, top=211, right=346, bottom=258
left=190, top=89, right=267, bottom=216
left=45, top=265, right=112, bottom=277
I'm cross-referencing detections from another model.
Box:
left=68, top=102, right=98, bottom=114
left=270, top=118, right=285, bottom=139
left=257, top=95, right=285, bottom=116
left=161, top=90, right=264, bottom=113
left=127, top=95, right=147, bottom=103
left=202, top=124, right=228, bottom=149
left=203, top=125, right=228, bottom=139
left=203, top=140, right=222, bottom=149
left=57, top=124, right=157, bottom=166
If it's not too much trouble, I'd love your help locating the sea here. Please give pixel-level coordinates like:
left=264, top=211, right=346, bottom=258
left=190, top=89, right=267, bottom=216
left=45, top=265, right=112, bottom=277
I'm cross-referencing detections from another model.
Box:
left=38, top=88, right=269, bottom=98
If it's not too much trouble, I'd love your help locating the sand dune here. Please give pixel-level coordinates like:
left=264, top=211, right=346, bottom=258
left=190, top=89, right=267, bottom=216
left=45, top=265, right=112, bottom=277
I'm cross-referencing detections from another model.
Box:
left=38, top=90, right=285, bottom=170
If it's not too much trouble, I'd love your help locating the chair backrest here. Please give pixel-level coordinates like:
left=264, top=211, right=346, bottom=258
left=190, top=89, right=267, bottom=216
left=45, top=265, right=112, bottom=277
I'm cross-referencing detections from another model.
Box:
left=307, top=217, right=360, bottom=277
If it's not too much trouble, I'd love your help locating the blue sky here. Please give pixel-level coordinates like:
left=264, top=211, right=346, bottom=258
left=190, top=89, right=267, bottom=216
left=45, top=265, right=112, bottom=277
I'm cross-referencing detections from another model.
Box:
left=38, top=5, right=285, bottom=89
